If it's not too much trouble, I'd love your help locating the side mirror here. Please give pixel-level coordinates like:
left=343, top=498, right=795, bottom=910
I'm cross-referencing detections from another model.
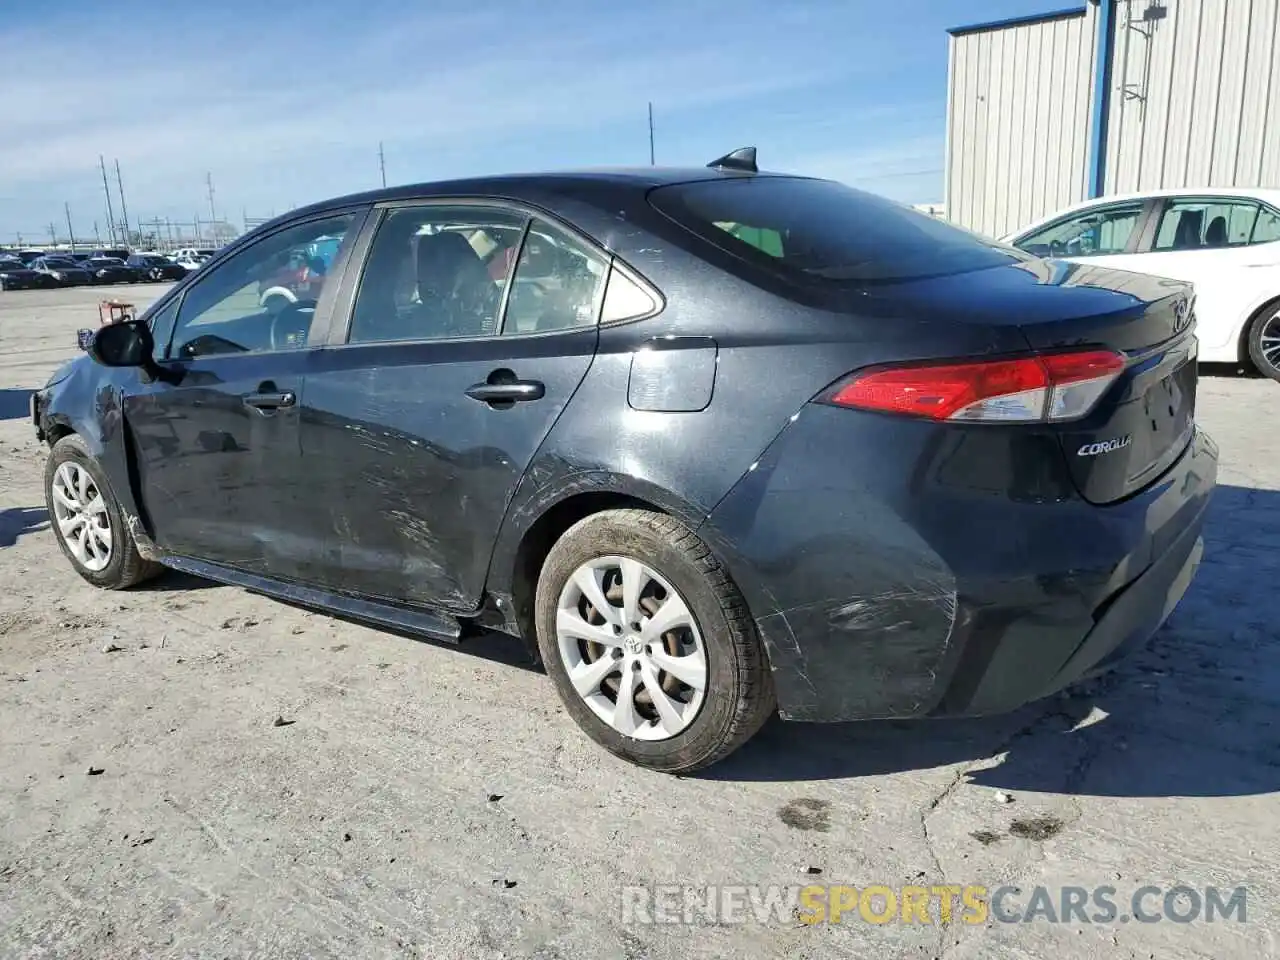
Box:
left=88, top=319, right=154, bottom=367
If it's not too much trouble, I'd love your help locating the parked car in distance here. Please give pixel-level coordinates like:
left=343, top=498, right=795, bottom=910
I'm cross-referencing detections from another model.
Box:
left=84, top=257, right=137, bottom=285
left=90, top=248, right=132, bottom=263
left=32, top=150, right=1217, bottom=773
left=0, top=259, right=52, bottom=290
left=1003, top=188, right=1280, bottom=381
left=15, top=250, right=48, bottom=265
left=125, top=254, right=187, bottom=282
left=168, top=247, right=218, bottom=262
left=173, top=254, right=208, bottom=274
left=30, top=256, right=92, bottom=286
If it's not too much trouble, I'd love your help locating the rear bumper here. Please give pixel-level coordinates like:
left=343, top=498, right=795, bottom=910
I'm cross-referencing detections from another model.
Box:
left=702, top=404, right=1218, bottom=723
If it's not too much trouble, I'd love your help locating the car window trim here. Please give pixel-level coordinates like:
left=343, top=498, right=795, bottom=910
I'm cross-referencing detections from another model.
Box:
left=160, top=205, right=371, bottom=364
left=327, top=197, right=637, bottom=347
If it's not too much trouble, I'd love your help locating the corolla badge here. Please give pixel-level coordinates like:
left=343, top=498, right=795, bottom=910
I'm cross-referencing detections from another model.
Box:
left=1077, top=436, right=1132, bottom=457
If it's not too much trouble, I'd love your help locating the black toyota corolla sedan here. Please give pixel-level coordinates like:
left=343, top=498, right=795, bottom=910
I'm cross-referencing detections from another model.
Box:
left=30, top=151, right=1217, bottom=773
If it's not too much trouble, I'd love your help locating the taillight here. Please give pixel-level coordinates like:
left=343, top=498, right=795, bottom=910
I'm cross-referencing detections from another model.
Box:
left=826, top=350, right=1125, bottom=423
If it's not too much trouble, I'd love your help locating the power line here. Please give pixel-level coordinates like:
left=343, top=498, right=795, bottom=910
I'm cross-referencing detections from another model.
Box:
left=849, top=167, right=944, bottom=182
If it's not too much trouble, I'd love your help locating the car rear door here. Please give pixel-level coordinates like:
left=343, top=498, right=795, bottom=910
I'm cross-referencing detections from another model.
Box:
left=122, top=210, right=367, bottom=574
left=1116, top=196, right=1280, bottom=355
left=297, top=202, right=610, bottom=610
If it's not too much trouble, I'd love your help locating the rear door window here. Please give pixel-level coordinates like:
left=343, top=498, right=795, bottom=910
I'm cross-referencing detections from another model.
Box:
left=650, top=177, right=1024, bottom=283
left=1152, top=199, right=1261, bottom=251
left=502, top=219, right=608, bottom=335
left=347, top=206, right=529, bottom=344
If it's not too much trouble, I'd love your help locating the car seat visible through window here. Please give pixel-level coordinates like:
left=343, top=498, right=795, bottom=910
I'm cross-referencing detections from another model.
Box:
left=1172, top=209, right=1204, bottom=249
left=1204, top=216, right=1229, bottom=247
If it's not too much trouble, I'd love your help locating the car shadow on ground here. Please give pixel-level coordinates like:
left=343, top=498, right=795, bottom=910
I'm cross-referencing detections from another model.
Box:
left=0, top=507, right=49, bottom=547
left=134, top=570, right=223, bottom=592
left=0, top=389, right=32, bottom=422
left=704, top=483, right=1280, bottom=798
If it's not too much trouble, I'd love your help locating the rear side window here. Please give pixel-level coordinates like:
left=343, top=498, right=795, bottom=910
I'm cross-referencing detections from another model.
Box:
left=1153, top=199, right=1261, bottom=251
left=1251, top=206, right=1280, bottom=244
left=650, top=177, right=1024, bottom=283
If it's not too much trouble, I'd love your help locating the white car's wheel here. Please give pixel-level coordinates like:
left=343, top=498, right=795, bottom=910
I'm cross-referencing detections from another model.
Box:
left=1247, top=301, right=1280, bottom=383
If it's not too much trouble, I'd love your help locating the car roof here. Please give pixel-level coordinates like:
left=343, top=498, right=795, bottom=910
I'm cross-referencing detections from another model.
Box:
left=1006, top=186, right=1280, bottom=239
left=281, top=167, right=804, bottom=221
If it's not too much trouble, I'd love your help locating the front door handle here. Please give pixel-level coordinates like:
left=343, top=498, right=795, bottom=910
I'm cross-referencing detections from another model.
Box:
left=465, top=380, right=545, bottom=404
left=243, top=391, right=296, bottom=410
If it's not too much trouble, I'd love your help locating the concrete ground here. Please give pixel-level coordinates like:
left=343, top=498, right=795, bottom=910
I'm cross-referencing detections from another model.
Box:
left=1, top=286, right=1277, bottom=960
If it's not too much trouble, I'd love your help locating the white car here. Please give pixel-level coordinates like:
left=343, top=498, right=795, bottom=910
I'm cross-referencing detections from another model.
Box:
left=1003, top=188, right=1280, bottom=381
left=167, top=247, right=218, bottom=263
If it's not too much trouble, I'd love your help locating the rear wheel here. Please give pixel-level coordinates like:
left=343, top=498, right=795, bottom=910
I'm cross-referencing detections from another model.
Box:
left=1247, top=302, right=1280, bottom=383
left=44, top=435, right=163, bottom=589
left=534, top=509, right=775, bottom=774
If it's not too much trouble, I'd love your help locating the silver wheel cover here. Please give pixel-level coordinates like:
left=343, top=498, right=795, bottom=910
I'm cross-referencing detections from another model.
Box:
left=50, top=462, right=113, bottom=573
left=555, top=555, right=708, bottom=741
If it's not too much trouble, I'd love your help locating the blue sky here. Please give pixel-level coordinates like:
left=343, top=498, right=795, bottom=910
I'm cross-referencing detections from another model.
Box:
left=0, top=0, right=1046, bottom=240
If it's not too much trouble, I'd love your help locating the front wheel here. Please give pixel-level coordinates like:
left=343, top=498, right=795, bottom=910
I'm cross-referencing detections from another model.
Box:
left=534, top=509, right=775, bottom=774
left=44, top=434, right=163, bottom=589
left=1247, top=302, right=1280, bottom=383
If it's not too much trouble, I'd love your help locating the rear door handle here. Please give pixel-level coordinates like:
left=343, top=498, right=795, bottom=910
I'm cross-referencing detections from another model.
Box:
left=465, top=380, right=545, bottom=404
left=243, top=391, right=296, bottom=410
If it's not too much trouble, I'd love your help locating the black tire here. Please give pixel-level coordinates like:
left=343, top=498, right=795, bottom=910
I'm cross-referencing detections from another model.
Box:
left=1246, top=300, right=1280, bottom=383
left=534, top=508, right=775, bottom=774
left=43, top=434, right=163, bottom=590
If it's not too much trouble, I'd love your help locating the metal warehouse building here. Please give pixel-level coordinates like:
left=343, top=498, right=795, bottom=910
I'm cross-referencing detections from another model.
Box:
left=945, top=0, right=1280, bottom=238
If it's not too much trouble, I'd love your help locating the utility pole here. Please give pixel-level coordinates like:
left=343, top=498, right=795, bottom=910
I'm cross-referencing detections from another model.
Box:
left=64, top=203, right=76, bottom=251
left=194, top=213, right=202, bottom=247
left=48, top=223, right=58, bottom=246
left=93, top=221, right=102, bottom=246
left=648, top=102, right=655, bottom=165
left=206, top=172, right=217, bottom=232
left=100, top=155, right=117, bottom=245
left=379, top=141, right=387, bottom=187
left=114, top=159, right=131, bottom=247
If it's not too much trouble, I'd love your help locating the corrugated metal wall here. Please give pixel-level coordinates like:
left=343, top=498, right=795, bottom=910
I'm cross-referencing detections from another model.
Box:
left=945, top=9, right=1098, bottom=238
left=1104, top=0, right=1280, bottom=194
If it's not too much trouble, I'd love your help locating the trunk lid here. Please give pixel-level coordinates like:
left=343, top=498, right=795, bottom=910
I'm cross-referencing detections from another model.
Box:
left=856, top=259, right=1199, bottom=504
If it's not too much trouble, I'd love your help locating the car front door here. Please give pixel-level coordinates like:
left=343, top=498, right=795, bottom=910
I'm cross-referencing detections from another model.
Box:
left=297, top=203, right=614, bottom=610
left=1118, top=197, right=1280, bottom=355
left=122, top=210, right=365, bottom=574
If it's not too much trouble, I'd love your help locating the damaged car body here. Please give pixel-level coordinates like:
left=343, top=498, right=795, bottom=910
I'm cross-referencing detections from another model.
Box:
left=32, top=152, right=1217, bottom=773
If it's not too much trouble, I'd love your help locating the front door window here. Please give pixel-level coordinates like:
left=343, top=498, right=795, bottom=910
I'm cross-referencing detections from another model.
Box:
left=165, top=214, right=356, bottom=359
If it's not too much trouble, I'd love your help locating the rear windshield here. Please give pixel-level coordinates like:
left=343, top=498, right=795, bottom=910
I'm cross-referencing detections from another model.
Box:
left=649, top=177, right=1025, bottom=283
